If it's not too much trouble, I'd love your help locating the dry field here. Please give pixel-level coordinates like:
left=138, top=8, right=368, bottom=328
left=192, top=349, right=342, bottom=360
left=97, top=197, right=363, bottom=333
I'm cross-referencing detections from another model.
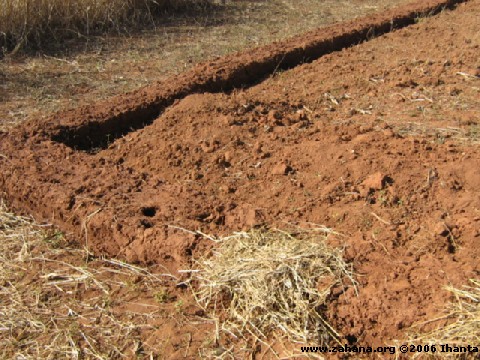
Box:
left=0, top=0, right=213, bottom=49
left=0, top=0, right=411, bottom=129
left=1, top=0, right=480, bottom=359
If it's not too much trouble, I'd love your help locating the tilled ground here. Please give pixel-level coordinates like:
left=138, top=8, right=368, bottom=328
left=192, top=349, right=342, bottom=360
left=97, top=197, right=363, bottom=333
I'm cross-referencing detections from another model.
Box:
left=1, top=0, right=479, bottom=356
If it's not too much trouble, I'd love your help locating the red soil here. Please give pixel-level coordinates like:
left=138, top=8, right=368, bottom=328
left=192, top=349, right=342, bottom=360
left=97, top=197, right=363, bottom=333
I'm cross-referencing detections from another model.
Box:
left=1, top=0, right=479, bottom=355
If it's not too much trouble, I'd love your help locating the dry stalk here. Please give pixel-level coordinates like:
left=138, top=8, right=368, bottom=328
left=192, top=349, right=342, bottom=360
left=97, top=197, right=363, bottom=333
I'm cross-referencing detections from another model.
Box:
left=0, top=0, right=216, bottom=52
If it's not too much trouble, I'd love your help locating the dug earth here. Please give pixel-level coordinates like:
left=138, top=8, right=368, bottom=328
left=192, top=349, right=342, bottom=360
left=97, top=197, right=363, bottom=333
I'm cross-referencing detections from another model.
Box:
left=1, top=0, right=479, bottom=352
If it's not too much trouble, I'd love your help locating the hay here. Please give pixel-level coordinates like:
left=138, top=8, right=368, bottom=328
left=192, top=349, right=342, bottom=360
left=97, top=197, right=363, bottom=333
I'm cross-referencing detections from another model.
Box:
left=190, top=228, right=355, bottom=345
left=0, top=200, right=172, bottom=359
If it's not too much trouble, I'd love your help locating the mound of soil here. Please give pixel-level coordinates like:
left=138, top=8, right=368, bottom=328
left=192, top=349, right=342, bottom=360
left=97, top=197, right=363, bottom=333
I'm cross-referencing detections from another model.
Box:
left=1, top=0, right=479, bottom=352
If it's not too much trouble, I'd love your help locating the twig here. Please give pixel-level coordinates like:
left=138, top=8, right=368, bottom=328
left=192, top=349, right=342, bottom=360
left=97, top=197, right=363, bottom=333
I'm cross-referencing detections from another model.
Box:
left=456, top=71, right=479, bottom=79
left=370, top=212, right=391, bottom=225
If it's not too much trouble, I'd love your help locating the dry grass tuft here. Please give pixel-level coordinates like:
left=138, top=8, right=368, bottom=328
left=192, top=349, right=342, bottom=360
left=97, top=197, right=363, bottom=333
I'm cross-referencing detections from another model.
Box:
left=405, top=279, right=480, bottom=359
left=190, top=228, right=355, bottom=346
left=0, top=200, right=171, bottom=359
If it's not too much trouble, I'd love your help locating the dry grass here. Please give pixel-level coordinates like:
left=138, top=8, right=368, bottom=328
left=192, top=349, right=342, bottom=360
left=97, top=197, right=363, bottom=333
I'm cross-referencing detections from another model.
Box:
left=0, top=0, right=412, bottom=129
left=394, top=123, right=480, bottom=145
left=0, top=200, right=175, bottom=359
left=0, top=0, right=213, bottom=52
left=401, top=280, right=480, bottom=359
left=0, top=203, right=354, bottom=358
left=190, top=228, right=355, bottom=350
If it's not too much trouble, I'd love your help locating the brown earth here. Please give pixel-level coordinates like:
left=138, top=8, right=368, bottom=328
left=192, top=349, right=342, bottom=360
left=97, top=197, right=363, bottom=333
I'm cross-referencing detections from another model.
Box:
left=1, top=0, right=480, bottom=357
left=0, top=0, right=413, bottom=129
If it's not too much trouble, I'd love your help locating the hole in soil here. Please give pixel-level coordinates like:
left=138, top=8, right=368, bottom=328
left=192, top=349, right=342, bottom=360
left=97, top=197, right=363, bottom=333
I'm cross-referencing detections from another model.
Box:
left=140, top=219, right=153, bottom=228
left=448, top=243, right=456, bottom=254
left=141, top=207, right=157, bottom=217
left=345, top=335, right=357, bottom=344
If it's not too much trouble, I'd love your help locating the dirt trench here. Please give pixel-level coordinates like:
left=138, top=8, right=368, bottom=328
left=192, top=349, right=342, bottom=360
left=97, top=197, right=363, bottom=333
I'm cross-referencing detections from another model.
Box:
left=39, top=0, right=467, bottom=152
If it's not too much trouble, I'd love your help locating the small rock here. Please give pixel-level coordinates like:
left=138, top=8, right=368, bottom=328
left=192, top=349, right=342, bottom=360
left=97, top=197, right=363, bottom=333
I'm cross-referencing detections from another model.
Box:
left=222, top=115, right=237, bottom=126
left=448, top=86, right=462, bottom=96
left=362, top=172, right=387, bottom=191
left=219, top=185, right=236, bottom=194
left=267, top=110, right=283, bottom=125
left=435, top=222, right=450, bottom=237
left=253, top=141, right=263, bottom=154
left=359, top=125, right=373, bottom=133
left=268, top=109, right=281, bottom=120
left=201, top=142, right=215, bottom=153
left=190, top=170, right=203, bottom=180
left=447, top=179, right=462, bottom=191
left=223, top=151, right=233, bottom=163
left=383, top=129, right=395, bottom=138
left=246, top=208, right=264, bottom=227
left=447, top=143, right=457, bottom=153
left=287, top=110, right=307, bottom=124
left=272, top=162, right=293, bottom=175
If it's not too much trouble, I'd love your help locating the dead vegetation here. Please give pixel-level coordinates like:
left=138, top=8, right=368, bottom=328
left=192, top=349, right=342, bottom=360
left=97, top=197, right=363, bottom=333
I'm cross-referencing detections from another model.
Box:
left=0, top=206, right=356, bottom=358
left=0, top=0, right=215, bottom=53
left=190, top=228, right=355, bottom=350
left=0, top=200, right=174, bottom=359
left=403, top=280, right=480, bottom=359
left=394, top=123, right=480, bottom=145
left=0, top=0, right=411, bottom=129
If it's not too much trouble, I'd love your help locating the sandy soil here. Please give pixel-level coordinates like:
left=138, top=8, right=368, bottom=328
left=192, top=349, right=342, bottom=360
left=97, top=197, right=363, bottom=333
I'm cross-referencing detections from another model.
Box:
left=1, top=0, right=479, bottom=357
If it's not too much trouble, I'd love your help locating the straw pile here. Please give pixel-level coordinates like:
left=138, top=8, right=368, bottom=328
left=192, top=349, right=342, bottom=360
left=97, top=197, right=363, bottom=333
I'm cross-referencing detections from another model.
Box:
left=191, top=228, right=355, bottom=345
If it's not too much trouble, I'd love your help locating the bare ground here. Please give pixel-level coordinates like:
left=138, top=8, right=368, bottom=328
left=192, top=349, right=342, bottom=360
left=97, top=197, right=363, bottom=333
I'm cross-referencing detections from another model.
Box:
left=1, top=0, right=480, bottom=359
